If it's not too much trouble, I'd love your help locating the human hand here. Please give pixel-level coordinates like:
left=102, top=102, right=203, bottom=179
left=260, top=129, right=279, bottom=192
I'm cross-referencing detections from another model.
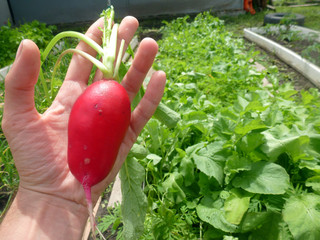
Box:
left=2, top=16, right=165, bottom=215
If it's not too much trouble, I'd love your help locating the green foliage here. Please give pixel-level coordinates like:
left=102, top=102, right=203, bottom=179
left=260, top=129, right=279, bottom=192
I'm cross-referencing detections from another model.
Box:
left=0, top=20, right=56, bottom=68
left=283, top=193, right=320, bottom=239
left=153, top=12, right=264, bottom=105
left=115, top=11, right=320, bottom=239
left=120, top=157, right=147, bottom=240
left=96, top=203, right=123, bottom=239
left=301, top=42, right=320, bottom=67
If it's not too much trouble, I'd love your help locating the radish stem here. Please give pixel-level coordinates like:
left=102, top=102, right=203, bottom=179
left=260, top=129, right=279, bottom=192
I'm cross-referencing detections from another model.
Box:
left=41, top=31, right=103, bottom=62
left=96, top=226, right=107, bottom=240
left=83, top=185, right=96, bottom=240
left=40, top=5, right=123, bottom=104
left=113, top=39, right=125, bottom=81
left=52, top=48, right=108, bottom=91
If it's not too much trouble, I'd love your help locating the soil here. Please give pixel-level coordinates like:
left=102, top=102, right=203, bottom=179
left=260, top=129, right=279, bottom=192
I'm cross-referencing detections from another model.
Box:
left=0, top=194, right=9, bottom=217
left=0, top=189, right=16, bottom=221
left=265, top=33, right=320, bottom=68
left=244, top=37, right=318, bottom=90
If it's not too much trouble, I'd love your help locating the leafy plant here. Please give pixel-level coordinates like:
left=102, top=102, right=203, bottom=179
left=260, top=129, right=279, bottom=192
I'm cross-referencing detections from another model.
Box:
left=96, top=203, right=123, bottom=240
left=0, top=20, right=56, bottom=68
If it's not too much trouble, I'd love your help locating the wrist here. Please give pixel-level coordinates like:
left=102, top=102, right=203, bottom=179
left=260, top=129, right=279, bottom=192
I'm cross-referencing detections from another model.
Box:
left=0, top=187, right=88, bottom=240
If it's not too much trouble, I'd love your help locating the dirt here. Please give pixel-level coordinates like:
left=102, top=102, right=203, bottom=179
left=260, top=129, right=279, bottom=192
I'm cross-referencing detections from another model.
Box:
left=0, top=195, right=9, bottom=217
left=244, top=38, right=318, bottom=91
left=265, top=33, right=320, bottom=67
left=247, top=26, right=320, bottom=90
left=0, top=189, right=16, bottom=221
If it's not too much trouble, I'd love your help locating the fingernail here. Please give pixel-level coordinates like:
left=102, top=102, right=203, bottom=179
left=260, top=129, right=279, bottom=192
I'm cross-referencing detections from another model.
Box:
left=16, top=40, right=24, bottom=58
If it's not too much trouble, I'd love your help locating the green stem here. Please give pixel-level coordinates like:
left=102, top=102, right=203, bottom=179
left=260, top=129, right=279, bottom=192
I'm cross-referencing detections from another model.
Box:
left=53, top=48, right=108, bottom=77
left=102, top=5, right=114, bottom=49
left=102, top=24, right=119, bottom=78
left=40, top=5, right=123, bottom=103
left=51, top=48, right=109, bottom=98
left=41, top=31, right=103, bottom=62
left=113, top=39, right=125, bottom=81
left=40, top=31, right=104, bottom=103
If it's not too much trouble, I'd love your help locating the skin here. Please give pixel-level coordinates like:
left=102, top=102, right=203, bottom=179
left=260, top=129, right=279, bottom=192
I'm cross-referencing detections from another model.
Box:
left=0, top=16, right=166, bottom=240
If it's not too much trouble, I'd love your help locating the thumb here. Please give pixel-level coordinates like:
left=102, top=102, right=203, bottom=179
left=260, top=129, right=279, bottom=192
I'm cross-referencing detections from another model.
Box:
left=3, top=39, right=40, bottom=118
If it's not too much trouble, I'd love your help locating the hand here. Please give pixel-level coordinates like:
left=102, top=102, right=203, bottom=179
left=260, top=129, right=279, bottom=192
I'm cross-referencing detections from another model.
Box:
left=1, top=16, right=166, bottom=239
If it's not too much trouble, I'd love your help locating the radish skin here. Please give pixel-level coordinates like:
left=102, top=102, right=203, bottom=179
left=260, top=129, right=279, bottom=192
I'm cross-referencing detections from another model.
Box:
left=68, top=80, right=131, bottom=187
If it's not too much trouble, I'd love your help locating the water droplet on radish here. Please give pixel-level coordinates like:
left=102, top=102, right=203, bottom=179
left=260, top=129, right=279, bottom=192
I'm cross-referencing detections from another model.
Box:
left=84, top=158, right=91, bottom=165
left=83, top=145, right=88, bottom=150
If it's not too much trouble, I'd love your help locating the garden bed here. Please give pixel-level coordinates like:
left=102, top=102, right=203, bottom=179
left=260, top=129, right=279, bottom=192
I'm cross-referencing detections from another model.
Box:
left=2, top=8, right=320, bottom=240
left=244, top=25, right=320, bottom=88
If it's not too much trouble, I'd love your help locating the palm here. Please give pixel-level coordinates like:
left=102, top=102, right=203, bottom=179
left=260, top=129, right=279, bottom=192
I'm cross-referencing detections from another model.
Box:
left=2, top=16, right=166, bottom=206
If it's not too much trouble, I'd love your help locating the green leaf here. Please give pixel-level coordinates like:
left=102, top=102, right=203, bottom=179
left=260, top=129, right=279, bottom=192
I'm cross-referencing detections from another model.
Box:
left=225, top=155, right=252, bottom=174
left=196, top=196, right=238, bottom=233
left=250, top=211, right=293, bottom=240
left=162, top=172, right=186, bottom=204
left=179, top=156, right=195, bottom=187
left=120, top=157, right=147, bottom=240
left=192, top=142, right=225, bottom=185
left=234, top=118, right=267, bottom=136
left=306, top=176, right=320, bottom=193
left=146, top=153, right=162, bottom=165
left=185, top=142, right=206, bottom=156
left=154, top=101, right=181, bottom=128
left=145, top=119, right=161, bottom=153
left=261, top=105, right=284, bottom=127
left=232, top=161, right=290, bottom=194
left=238, top=211, right=273, bottom=233
left=237, top=132, right=265, bottom=153
left=224, top=189, right=252, bottom=225
left=283, top=193, right=320, bottom=240
left=128, top=143, right=148, bottom=159
left=213, top=115, right=237, bottom=140
left=261, top=124, right=309, bottom=162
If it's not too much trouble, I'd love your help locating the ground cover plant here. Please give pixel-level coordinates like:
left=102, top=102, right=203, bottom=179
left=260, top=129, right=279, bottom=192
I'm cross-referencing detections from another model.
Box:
left=0, top=20, right=56, bottom=68
left=95, top=11, right=320, bottom=240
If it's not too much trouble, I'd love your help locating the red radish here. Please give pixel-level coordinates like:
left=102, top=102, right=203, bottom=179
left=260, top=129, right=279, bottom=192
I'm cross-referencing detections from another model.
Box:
left=68, top=80, right=130, bottom=239
left=68, top=80, right=130, bottom=187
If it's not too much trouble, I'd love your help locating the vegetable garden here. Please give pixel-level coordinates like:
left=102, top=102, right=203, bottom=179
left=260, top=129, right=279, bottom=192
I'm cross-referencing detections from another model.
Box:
left=1, top=3, right=320, bottom=240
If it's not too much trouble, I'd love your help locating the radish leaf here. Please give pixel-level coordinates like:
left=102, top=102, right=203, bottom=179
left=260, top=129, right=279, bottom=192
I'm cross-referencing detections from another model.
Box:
left=120, top=157, right=147, bottom=240
left=232, top=161, right=290, bottom=194
left=283, top=193, right=320, bottom=239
